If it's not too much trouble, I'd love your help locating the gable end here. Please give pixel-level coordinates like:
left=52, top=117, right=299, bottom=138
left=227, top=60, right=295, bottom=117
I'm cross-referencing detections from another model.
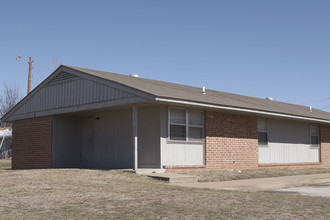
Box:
left=47, top=72, right=80, bottom=85
left=2, top=67, right=153, bottom=121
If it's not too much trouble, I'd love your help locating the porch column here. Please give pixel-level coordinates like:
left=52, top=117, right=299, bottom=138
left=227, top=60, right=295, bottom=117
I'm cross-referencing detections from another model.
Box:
left=132, top=105, right=138, bottom=170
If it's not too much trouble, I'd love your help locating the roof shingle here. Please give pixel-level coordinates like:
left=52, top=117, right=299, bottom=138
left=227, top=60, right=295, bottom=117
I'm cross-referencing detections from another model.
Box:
left=66, top=65, right=330, bottom=122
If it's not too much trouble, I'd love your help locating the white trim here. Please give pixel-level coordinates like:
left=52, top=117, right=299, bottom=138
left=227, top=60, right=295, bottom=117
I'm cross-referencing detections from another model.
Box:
left=156, top=98, right=330, bottom=124
left=132, top=105, right=138, bottom=170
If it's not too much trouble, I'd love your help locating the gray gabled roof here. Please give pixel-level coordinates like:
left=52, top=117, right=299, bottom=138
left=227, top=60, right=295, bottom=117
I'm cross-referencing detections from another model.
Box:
left=2, top=65, right=330, bottom=123
left=65, top=65, right=330, bottom=123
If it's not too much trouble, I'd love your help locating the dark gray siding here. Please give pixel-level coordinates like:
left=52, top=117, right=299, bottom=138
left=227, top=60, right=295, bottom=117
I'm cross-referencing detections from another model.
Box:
left=52, top=116, right=82, bottom=168
left=9, top=72, right=142, bottom=120
left=138, top=105, right=161, bottom=168
left=16, top=77, right=134, bottom=114
left=81, top=108, right=133, bottom=169
left=52, top=108, right=133, bottom=169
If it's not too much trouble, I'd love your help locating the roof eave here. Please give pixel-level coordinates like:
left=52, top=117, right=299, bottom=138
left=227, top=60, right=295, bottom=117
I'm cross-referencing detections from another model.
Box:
left=155, top=97, right=330, bottom=124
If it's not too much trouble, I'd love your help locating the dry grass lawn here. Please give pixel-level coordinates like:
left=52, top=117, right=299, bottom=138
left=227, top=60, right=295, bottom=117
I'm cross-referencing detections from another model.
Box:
left=1, top=159, right=330, bottom=219
left=180, top=167, right=330, bottom=182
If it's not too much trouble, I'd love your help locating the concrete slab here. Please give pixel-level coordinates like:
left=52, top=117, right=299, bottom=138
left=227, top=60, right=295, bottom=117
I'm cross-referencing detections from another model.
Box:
left=171, top=173, right=330, bottom=192
left=276, top=183, right=330, bottom=197
left=135, top=169, right=165, bottom=174
left=122, top=169, right=165, bottom=174
left=147, top=173, right=199, bottom=183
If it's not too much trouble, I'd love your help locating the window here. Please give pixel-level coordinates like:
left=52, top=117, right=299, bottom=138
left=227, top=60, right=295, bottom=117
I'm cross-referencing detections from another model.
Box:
left=169, top=108, right=204, bottom=142
left=310, top=124, right=320, bottom=148
left=258, top=118, right=268, bottom=146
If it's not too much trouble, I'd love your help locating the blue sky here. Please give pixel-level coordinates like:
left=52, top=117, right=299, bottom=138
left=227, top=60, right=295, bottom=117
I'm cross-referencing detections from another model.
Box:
left=0, top=0, right=329, bottom=111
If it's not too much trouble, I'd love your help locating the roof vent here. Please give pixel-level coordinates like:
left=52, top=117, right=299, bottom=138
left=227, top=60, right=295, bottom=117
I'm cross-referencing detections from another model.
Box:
left=202, top=86, right=206, bottom=94
left=129, top=74, right=139, bottom=78
left=266, top=97, right=273, bottom=101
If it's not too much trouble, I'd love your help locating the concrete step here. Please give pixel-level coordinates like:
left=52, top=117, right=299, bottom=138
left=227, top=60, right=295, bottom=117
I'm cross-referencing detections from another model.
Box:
left=135, top=169, right=165, bottom=175
left=122, top=169, right=165, bottom=174
left=147, top=173, right=199, bottom=183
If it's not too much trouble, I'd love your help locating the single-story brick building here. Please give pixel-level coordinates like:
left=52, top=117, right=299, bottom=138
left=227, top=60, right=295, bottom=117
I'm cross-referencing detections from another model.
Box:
left=2, top=65, right=330, bottom=171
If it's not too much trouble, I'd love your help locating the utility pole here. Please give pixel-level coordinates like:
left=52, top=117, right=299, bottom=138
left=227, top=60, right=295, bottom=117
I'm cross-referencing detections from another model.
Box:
left=27, top=57, right=33, bottom=94
left=16, top=55, right=34, bottom=94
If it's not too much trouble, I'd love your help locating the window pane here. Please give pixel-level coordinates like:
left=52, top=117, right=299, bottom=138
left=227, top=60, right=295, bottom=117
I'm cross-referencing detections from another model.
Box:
left=258, top=118, right=267, bottom=131
left=310, top=124, right=319, bottom=136
left=258, top=132, right=268, bottom=145
left=188, top=127, right=203, bottom=142
left=170, top=108, right=186, bottom=124
left=189, top=110, right=203, bottom=126
left=311, top=136, right=319, bottom=145
left=170, top=125, right=186, bottom=141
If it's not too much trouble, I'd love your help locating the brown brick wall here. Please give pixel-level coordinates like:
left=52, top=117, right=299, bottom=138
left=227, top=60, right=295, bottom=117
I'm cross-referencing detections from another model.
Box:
left=12, top=116, right=53, bottom=169
left=320, top=124, right=330, bottom=167
left=205, top=111, right=259, bottom=169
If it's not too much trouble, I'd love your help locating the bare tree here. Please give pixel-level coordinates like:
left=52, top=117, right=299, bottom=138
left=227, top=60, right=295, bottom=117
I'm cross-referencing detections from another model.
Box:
left=0, top=84, right=21, bottom=126
left=32, top=56, right=61, bottom=88
left=50, top=55, right=61, bottom=72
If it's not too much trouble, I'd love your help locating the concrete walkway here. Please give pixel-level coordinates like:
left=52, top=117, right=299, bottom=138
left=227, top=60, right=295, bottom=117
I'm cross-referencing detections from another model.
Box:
left=276, top=183, right=330, bottom=197
left=171, top=173, right=330, bottom=192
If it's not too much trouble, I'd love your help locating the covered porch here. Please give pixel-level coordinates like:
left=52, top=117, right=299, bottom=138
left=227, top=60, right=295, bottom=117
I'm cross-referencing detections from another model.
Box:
left=52, top=104, right=161, bottom=171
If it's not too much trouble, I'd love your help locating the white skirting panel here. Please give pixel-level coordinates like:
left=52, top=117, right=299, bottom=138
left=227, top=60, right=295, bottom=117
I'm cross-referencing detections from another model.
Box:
left=259, top=144, right=319, bottom=164
left=161, top=140, right=204, bottom=166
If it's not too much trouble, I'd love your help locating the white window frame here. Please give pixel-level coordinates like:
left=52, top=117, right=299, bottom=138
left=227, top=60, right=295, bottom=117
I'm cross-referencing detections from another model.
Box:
left=258, top=118, right=268, bottom=146
left=168, top=107, right=204, bottom=143
left=310, top=124, right=320, bottom=149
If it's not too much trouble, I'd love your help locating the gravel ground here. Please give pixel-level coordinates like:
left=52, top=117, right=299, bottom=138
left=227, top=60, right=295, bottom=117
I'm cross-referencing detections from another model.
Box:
left=276, top=183, right=330, bottom=197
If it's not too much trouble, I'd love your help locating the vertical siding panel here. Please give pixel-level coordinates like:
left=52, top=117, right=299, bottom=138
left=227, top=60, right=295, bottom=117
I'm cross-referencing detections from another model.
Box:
left=10, top=76, right=139, bottom=117
left=43, top=87, right=47, bottom=110
left=79, top=79, right=84, bottom=105
left=57, top=84, right=62, bottom=108
left=71, top=80, right=76, bottom=106
left=115, top=89, right=119, bottom=99
left=99, top=84, right=104, bottom=102
left=110, top=88, right=115, bottom=100
left=71, top=81, right=75, bottom=106
left=103, top=85, right=108, bottom=101
left=64, top=82, right=69, bottom=107
left=76, top=79, right=81, bottom=105
left=50, top=86, right=55, bottom=108
left=82, top=79, right=88, bottom=104
left=138, top=106, right=161, bottom=167
left=88, top=80, right=93, bottom=103
left=91, top=82, right=95, bottom=103
left=103, top=86, right=108, bottom=101
left=51, top=86, right=55, bottom=109
left=259, top=118, right=319, bottom=164
left=92, top=81, right=96, bottom=102
left=96, top=82, right=100, bottom=102
left=95, top=82, right=100, bottom=102
left=61, top=83, right=65, bottom=108
left=43, top=87, right=48, bottom=110
left=67, top=81, right=72, bottom=106
left=35, top=91, right=41, bottom=110
left=55, top=85, right=59, bottom=108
